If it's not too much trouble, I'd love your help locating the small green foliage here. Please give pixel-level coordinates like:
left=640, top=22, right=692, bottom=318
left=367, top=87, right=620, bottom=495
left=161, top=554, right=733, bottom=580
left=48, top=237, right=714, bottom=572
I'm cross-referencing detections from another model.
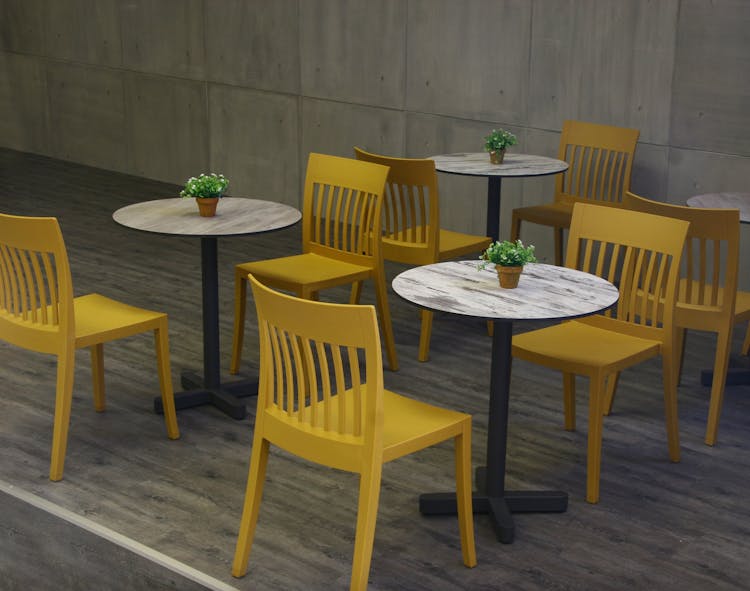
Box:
left=484, top=129, right=518, bottom=152
left=180, top=173, right=229, bottom=198
left=479, top=239, right=536, bottom=269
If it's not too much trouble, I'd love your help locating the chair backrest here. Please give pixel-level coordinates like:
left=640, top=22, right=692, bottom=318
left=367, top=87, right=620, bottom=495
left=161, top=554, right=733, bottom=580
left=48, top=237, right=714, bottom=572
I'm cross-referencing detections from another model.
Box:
left=555, top=120, right=640, bottom=207
left=623, top=191, right=740, bottom=328
left=354, top=147, right=440, bottom=265
left=566, top=203, right=689, bottom=342
left=0, top=213, right=74, bottom=355
left=248, top=273, right=384, bottom=473
left=302, top=152, right=390, bottom=268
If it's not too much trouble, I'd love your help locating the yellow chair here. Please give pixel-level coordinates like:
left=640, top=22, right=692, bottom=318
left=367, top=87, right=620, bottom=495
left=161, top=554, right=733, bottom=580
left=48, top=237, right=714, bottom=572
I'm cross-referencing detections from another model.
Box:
left=612, top=191, right=750, bottom=445
left=0, top=213, right=179, bottom=481
left=232, top=275, right=476, bottom=589
left=511, top=203, right=689, bottom=503
left=354, top=147, right=492, bottom=361
left=230, top=153, right=398, bottom=374
left=510, top=120, right=640, bottom=266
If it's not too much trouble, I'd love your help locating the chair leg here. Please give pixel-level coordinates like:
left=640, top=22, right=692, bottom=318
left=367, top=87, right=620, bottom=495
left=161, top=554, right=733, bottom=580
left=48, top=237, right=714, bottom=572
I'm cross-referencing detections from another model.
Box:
left=661, top=346, right=681, bottom=463
left=90, top=343, right=106, bottom=412
left=230, top=270, right=248, bottom=375
left=232, top=437, right=271, bottom=578
left=373, top=270, right=399, bottom=372
left=554, top=227, right=564, bottom=267
left=350, top=281, right=363, bottom=305
left=350, top=462, right=383, bottom=591
left=510, top=212, right=521, bottom=243
left=705, top=326, right=733, bottom=446
left=602, top=372, right=620, bottom=416
left=155, top=322, right=180, bottom=440
left=454, top=421, right=477, bottom=568
left=676, top=327, right=687, bottom=386
left=563, top=372, right=576, bottom=430
left=417, top=309, right=433, bottom=362
left=49, top=347, right=75, bottom=481
left=585, top=373, right=606, bottom=504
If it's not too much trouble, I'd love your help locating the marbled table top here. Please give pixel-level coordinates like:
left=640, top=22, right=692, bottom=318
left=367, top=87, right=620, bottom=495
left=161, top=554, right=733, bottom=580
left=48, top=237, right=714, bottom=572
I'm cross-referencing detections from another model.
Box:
left=430, top=152, right=569, bottom=178
left=687, top=192, right=750, bottom=224
left=113, top=197, right=301, bottom=237
left=392, top=261, right=619, bottom=322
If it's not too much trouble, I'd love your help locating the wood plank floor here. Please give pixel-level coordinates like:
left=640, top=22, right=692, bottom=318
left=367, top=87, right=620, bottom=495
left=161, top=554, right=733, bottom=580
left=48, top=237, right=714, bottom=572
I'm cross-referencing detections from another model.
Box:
left=1, top=148, right=749, bottom=590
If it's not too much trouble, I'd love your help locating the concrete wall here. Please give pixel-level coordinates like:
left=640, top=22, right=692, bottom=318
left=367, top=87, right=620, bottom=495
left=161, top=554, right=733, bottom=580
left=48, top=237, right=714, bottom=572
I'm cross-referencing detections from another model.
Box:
left=1, top=0, right=749, bottom=263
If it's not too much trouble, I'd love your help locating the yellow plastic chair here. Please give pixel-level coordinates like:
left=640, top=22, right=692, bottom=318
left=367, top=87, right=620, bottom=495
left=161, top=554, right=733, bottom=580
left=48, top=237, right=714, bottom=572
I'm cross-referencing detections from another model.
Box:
left=0, top=213, right=179, bottom=481
left=232, top=275, right=476, bottom=589
left=612, top=191, right=750, bottom=445
left=510, top=120, right=640, bottom=266
left=354, top=147, right=492, bottom=361
left=230, top=153, right=398, bottom=374
left=511, top=203, right=689, bottom=503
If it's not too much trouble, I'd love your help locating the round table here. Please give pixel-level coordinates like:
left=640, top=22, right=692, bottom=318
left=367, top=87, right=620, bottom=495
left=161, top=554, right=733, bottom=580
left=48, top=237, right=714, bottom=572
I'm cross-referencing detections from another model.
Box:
left=392, top=261, right=619, bottom=543
left=113, top=197, right=301, bottom=419
left=430, top=152, right=569, bottom=241
left=687, top=192, right=750, bottom=222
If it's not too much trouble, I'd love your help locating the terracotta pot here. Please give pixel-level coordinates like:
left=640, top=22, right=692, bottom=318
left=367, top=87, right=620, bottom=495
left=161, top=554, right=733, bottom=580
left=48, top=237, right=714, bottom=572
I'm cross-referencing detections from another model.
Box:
left=489, top=149, right=506, bottom=165
left=496, top=264, right=522, bottom=289
left=196, top=197, right=219, bottom=217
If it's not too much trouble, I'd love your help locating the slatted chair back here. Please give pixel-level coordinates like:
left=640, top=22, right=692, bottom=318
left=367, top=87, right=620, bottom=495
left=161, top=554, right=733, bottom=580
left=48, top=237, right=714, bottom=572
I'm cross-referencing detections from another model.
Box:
left=555, top=120, right=639, bottom=208
left=0, top=214, right=74, bottom=356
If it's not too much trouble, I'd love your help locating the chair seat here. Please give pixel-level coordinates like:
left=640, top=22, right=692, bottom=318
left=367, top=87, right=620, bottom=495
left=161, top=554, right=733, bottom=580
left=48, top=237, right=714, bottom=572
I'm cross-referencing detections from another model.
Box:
left=73, top=293, right=166, bottom=348
left=512, top=202, right=573, bottom=229
left=437, top=229, right=492, bottom=261
left=238, top=253, right=373, bottom=292
left=512, top=320, right=661, bottom=374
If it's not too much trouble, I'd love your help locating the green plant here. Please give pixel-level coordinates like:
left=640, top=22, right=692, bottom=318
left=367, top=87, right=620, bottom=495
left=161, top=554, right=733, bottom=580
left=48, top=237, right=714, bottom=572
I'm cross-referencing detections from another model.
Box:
left=484, top=129, right=518, bottom=153
left=180, top=173, right=229, bottom=198
left=479, top=239, right=536, bottom=269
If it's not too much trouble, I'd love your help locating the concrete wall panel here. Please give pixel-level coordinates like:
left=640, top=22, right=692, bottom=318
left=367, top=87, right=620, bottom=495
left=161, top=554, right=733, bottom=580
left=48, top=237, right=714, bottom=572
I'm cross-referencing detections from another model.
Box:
left=406, top=0, right=531, bottom=123
left=300, top=98, right=405, bottom=163
left=124, top=74, right=209, bottom=185
left=0, top=0, right=45, bottom=55
left=671, top=0, right=750, bottom=156
left=667, top=148, right=750, bottom=202
left=45, top=0, right=121, bottom=67
left=46, top=62, right=127, bottom=172
left=529, top=0, right=678, bottom=143
left=0, top=53, right=49, bottom=154
left=120, top=0, right=206, bottom=80
left=209, top=85, right=299, bottom=207
left=300, top=0, right=406, bottom=108
left=630, top=143, right=669, bottom=199
left=204, top=0, right=300, bottom=93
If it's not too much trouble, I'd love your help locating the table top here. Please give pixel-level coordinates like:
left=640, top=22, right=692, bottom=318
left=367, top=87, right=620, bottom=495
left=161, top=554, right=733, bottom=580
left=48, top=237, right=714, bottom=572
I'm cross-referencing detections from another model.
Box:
left=430, top=152, right=569, bottom=179
left=392, top=261, right=619, bottom=322
left=112, top=197, right=301, bottom=237
left=686, top=192, right=750, bottom=223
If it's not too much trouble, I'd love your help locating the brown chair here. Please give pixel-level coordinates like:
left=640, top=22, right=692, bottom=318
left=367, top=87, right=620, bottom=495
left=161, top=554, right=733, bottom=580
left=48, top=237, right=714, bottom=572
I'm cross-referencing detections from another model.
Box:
left=0, top=213, right=179, bottom=481
left=610, top=192, right=750, bottom=445
left=354, top=147, right=492, bottom=361
left=510, top=120, right=640, bottom=265
left=511, top=203, right=689, bottom=503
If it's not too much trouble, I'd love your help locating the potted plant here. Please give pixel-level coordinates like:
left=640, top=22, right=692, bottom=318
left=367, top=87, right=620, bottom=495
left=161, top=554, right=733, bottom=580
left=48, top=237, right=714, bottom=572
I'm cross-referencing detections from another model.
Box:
left=479, top=239, right=536, bottom=288
left=180, top=173, right=229, bottom=217
left=484, top=129, right=518, bottom=164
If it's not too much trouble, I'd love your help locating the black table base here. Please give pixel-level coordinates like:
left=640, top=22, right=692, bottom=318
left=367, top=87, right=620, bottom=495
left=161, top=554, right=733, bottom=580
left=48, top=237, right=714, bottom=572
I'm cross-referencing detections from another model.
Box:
left=418, top=466, right=567, bottom=543
left=153, top=370, right=258, bottom=420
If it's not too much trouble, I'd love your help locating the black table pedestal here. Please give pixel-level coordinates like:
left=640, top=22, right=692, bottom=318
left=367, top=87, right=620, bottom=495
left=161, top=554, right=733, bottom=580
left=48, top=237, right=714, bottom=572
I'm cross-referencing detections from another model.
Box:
left=418, top=321, right=568, bottom=543
left=152, top=236, right=258, bottom=420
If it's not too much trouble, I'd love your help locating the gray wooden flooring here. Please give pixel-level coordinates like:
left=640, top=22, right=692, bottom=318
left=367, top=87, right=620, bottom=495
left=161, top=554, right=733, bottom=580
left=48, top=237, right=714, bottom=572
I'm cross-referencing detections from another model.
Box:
left=1, top=148, right=749, bottom=590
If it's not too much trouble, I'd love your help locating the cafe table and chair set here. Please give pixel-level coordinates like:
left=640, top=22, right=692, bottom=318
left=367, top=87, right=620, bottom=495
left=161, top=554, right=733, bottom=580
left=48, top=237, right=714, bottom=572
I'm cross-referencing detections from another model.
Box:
left=2, top=120, right=747, bottom=590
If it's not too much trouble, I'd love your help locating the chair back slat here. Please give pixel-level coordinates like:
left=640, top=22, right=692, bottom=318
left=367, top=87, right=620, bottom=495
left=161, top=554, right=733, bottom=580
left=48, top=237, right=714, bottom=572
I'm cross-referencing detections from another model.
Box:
left=557, top=120, right=639, bottom=207
left=0, top=214, right=74, bottom=354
